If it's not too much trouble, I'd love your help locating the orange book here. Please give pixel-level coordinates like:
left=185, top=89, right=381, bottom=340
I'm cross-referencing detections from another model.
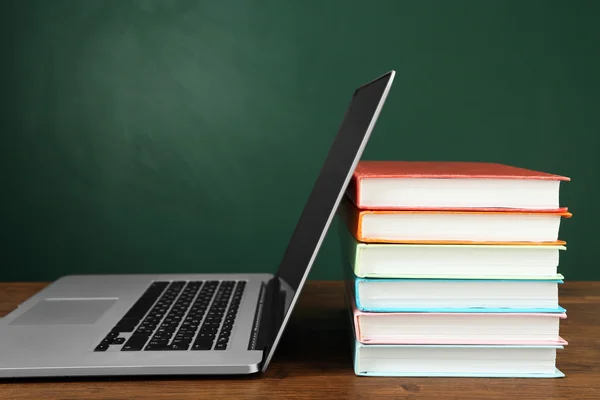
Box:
left=347, top=161, right=570, bottom=212
left=340, top=196, right=570, bottom=245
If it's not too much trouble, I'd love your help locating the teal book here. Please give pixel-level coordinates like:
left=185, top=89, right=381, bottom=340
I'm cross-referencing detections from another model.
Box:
left=352, top=340, right=565, bottom=378
left=345, top=268, right=565, bottom=313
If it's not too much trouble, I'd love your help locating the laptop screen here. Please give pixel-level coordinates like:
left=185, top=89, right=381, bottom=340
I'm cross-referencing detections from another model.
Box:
left=262, top=71, right=395, bottom=370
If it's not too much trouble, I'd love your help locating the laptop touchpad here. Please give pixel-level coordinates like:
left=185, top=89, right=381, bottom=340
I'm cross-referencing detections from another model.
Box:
left=10, top=299, right=117, bottom=326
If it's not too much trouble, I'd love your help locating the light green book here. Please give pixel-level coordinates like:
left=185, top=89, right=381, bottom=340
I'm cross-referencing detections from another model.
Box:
left=340, top=228, right=565, bottom=280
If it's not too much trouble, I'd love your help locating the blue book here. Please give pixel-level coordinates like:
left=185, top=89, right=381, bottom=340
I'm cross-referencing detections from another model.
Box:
left=348, top=270, right=565, bottom=313
left=352, top=340, right=565, bottom=377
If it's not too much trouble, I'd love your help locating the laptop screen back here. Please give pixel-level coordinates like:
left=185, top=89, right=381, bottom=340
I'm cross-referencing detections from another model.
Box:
left=262, top=71, right=395, bottom=370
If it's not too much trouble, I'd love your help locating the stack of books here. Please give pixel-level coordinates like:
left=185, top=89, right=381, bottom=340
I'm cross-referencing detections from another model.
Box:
left=339, top=161, right=571, bottom=378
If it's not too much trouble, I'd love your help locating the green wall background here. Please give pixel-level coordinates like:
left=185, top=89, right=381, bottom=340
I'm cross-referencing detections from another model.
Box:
left=0, top=1, right=598, bottom=281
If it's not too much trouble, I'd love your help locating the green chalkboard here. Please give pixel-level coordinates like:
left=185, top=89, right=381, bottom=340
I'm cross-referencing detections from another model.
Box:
left=0, top=0, right=598, bottom=281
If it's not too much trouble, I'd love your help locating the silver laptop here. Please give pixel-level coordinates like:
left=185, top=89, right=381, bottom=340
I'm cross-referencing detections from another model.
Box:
left=0, top=71, right=395, bottom=378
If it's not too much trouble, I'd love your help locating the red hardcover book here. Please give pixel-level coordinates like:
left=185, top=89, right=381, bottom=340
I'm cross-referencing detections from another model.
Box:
left=347, top=161, right=570, bottom=211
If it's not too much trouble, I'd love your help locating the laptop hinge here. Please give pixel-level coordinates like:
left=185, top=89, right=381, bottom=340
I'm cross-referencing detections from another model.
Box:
left=247, top=283, right=266, bottom=350
left=247, top=277, right=283, bottom=352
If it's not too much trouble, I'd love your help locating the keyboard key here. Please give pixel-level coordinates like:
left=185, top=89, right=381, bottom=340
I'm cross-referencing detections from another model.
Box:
left=220, top=330, right=231, bottom=338
left=154, top=332, right=173, bottom=340
left=113, top=319, right=138, bottom=333
left=148, top=342, right=169, bottom=349
left=171, top=341, right=190, bottom=350
left=192, top=340, right=213, bottom=350
left=215, top=343, right=227, bottom=350
left=122, top=344, right=142, bottom=351
left=94, top=343, right=109, bottom=352
left=197, top=331, right=215, bottom=339
left=121, top=334, right=150, bottom=351
left=125, top=333, right=150, bottom=344
left=145, top=344, right=168, bottom=350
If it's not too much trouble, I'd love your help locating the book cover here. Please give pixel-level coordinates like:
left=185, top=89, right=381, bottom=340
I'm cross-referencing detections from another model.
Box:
left=352, top=161, right=570, bottom=181
left=339, top=196, right=571, bottom=245
left=352, top=340, right=565, bottom=378
left=347, top=160, right=570, bottom=211
left=345, top=271, right=566, bottom=313
left=340, top=228, right=566, bottom=280
left=346, top=282, right=568, bottom=346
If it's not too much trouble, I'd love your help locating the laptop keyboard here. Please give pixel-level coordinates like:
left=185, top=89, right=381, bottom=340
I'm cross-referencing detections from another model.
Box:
left=94, top=280, right=246, bottom=352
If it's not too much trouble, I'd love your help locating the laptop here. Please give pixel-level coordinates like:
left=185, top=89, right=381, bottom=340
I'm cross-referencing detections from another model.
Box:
left=0, top=71, right=395, bottom=378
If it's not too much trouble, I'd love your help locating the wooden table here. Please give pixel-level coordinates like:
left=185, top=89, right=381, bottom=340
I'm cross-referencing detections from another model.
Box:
left=0, top=281, right=599, bottom=399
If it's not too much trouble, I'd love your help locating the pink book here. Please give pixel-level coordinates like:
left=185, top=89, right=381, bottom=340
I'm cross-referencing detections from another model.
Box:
left=347, top=285, right=568, bottom=346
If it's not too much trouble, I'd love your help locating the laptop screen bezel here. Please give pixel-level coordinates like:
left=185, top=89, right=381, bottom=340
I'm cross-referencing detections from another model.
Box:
left=260, top=70, right=396, bottom=372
